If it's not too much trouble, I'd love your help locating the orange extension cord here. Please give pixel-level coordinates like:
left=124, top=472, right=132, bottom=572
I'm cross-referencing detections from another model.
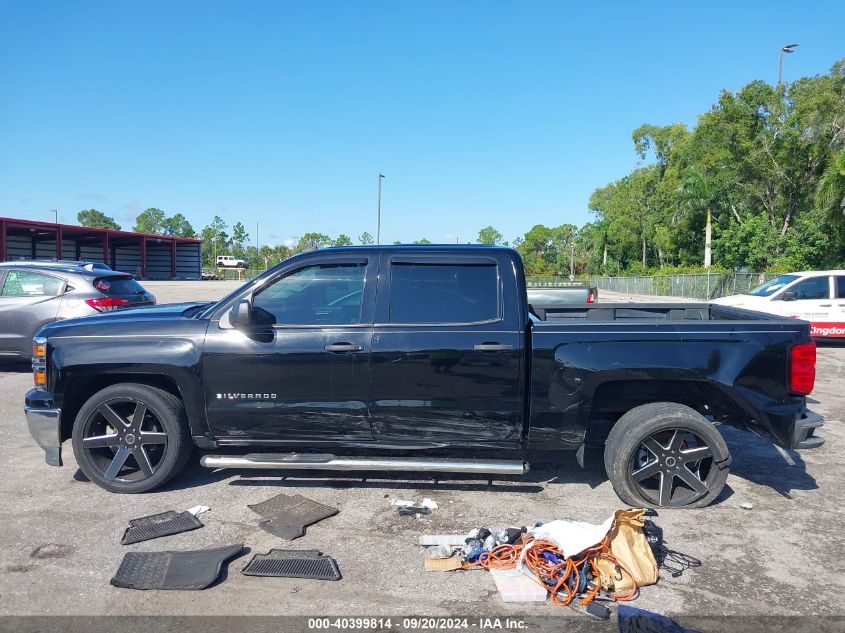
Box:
left=463, top=534, right=639, bottom=606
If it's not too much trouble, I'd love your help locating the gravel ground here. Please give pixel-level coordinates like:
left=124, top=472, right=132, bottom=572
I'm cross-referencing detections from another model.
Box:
left=0, top=280, right=842, bottom=630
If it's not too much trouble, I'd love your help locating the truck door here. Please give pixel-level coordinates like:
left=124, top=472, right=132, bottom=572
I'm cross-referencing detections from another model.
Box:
left=202, top=255, right=376, bottom=441
left=778, top=275, right=832, bottom=337
left=369, top=253, right=525, bottom=445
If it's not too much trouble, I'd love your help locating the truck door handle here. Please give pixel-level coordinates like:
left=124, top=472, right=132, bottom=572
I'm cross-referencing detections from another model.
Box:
left=819, top=304, right=832, bottom=307
left=473, top=342, right=514, bottom=352
left=324, top=342, right=364, bottom=353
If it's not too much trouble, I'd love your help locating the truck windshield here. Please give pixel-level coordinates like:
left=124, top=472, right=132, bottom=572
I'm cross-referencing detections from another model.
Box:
left=746, top=274, right=799, bottom=297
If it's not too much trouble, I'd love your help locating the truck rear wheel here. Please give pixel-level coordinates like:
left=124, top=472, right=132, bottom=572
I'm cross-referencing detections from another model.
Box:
left=604, top=402, right=730, bottom=509
left=71, top=383, right=193, bottom=493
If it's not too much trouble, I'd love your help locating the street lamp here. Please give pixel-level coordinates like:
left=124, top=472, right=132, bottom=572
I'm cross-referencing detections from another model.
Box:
left=779, top=43, right=798, bottom=85
left=52, top=209, right=58, bottom=224
left=376, top=173, right=385, bottom=245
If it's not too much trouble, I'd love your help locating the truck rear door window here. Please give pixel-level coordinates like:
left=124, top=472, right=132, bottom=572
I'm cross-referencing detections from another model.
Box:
left=253, top=263, right=366, bottom=325
left=389, top=263, right=498, bottom=324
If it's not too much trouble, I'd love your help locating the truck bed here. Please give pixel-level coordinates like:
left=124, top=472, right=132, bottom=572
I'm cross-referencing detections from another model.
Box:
left=531, top=302, right=798, bottom=324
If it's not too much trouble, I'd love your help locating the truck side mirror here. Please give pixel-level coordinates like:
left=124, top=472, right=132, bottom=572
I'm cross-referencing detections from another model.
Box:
left=781, top=290, right=796, bottom=301
left=230, top=299, right=254, bottom=328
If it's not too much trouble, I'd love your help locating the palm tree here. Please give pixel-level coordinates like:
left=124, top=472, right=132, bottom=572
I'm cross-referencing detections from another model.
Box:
left=677, top=168, right=722, bottom=269
left=816, top=151, right=845, bottom=230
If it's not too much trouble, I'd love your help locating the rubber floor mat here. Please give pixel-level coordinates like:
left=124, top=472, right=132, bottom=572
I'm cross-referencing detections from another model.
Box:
left=121, top=511, right=203, bottom=545
left=241, top=549, right=342, bottom=580
left=248, top=494, right=338, bottom=540
left=110, top=544, right=243, bottom=590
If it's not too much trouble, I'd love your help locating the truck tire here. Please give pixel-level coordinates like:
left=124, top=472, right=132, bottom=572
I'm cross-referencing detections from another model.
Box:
left=71, top=383, right=193, bottom=493
left=604, top=402, right=730, bottom=509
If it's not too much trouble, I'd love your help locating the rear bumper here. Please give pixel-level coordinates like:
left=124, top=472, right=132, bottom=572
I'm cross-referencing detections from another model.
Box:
left=793, top=408, right=824, bottom=449
left=24, top=388, right=62, bottom=466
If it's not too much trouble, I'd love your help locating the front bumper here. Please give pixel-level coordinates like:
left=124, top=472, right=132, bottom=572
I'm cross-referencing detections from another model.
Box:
left=24, top=389, right=62, bottom=466
left=793, top=408, right=824, bottom=449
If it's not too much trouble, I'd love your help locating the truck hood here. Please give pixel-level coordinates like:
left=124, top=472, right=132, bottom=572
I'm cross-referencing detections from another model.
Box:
left=37, top=302, right=211, bottom=338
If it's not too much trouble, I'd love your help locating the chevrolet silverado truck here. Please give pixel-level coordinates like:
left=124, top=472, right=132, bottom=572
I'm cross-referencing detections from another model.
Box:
left=24, top=246, right=824, bottom=508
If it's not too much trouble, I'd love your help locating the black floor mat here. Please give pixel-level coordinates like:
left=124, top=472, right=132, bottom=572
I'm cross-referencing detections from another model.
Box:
left=110, top=544, right=243, bottom=590
left=241, top=549, right=342, bottom=580
left=248, top=494, right=338, bottom=540
left=121, top=511, right=203, bottom=545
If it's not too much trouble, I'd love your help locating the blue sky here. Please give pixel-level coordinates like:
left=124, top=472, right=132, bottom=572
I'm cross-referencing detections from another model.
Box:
left=1, top=1, right=843, bottom=247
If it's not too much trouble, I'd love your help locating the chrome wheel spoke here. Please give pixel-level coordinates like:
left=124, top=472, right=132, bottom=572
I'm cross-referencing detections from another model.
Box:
left=83, top=434, right=118, bottom=449
left=139, top=432, right=167, bottom=445
left=642, top=438, right=666, bottom=458
left=668, top=429, right=686, bottom=452
left=680, top=445, right=712, bottom=462
left=135, top=447, right=155, bottom=477
left=632, top=460, right=662, bottom=482
left=658, top=471, right=674, bottom=506
left=98, top=403, right=128, bottom=428
left=677, top=466, right=709, bottom=494
left=104, top=446, right=132, bottom=480
left=131, top=402, right=148, bottom=427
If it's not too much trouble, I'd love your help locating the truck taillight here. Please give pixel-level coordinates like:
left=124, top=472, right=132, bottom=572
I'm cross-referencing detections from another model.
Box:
left=85, top=297, right=130, bottom=312
left=587, top=291, right=595, bottom=304
left=789, top=341, right=816, bottom=395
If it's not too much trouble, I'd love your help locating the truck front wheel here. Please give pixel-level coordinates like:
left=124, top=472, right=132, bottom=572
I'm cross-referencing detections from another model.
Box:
left=71, top=383, right=193, bottom=493
left=604, top=402, right=730, bottom=509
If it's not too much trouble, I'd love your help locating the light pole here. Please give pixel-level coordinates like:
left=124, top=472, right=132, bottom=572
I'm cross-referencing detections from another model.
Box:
left=376, top=173, right=385, bottom=245
left=779, top=43, right=798, bottom=85
left=52, top=209, right=58, bottom=224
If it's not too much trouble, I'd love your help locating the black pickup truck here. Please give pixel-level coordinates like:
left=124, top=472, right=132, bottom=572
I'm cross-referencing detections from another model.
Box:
left=25, top=246, right=824, bottom=508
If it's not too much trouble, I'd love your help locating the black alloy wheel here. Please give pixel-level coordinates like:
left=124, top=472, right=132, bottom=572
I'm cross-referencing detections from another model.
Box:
left=80, top=399, right=168, bottom=482
left=629, top=427, right=714, bottom=507
left=604, top=402, right=730, bottom=509
left=71, top=383, right=192, bottom=493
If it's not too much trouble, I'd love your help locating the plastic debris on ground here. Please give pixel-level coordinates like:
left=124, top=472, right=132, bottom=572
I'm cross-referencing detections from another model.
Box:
left=489, top=567, right=548, bottom=602
left=187, top=505, right=211, bottom=516
left=417, top=509, right=672, bottom=614
left=395, top=497, right=437, bottom=517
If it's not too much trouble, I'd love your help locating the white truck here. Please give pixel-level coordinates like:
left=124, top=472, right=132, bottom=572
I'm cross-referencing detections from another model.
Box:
left=216, top=255, right=249, bottom=269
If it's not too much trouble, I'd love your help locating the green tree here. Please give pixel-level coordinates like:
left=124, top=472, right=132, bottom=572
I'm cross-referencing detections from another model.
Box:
left=358, top=231, right=374, bottom=245
left=77, top=209, right=121, bottom=230
left=816, top=151, right=845, bottom=231
left=296, top=233, right=331, bottom=252
left=413, top=238, right=432, bottom=244
left=332, top=234, right=353, bottom=246
left=201, top=216, right=229, bottom=267
left=161, top=213, right=196, bottom=238
left=133, top=208, right=167, bottom=234
left=477, top=226, right=503, bottom=245
left=231, top=222, right=250, bottom=257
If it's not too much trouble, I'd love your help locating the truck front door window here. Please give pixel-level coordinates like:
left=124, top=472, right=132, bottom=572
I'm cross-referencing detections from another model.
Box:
left=253, top=263, right=366, bottom=325
left=789, top=277, right=830, bottom=300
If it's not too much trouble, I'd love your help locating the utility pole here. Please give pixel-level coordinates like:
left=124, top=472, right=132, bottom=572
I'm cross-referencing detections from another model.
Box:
left=52, top=209, right=58, bottom=224
left=376, top=173, right=384, bottom=244
left=779, top=43, right=798, bottom=84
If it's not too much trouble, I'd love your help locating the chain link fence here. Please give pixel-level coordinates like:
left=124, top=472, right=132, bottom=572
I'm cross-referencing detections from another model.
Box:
left=526, top=272, right=780, bottom=300
left=585, top=272, right=779, bottom=300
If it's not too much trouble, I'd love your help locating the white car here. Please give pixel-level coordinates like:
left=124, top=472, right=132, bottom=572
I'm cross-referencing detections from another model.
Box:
left=216, top=255, right=248, bottom=269
left=713, top=270, right=845, bottom=338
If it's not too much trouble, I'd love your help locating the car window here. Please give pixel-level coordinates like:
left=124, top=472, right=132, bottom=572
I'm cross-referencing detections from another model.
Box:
left=252, top=263, right=366, bottom=325
left=747, top=274, right=798, bottom=296
left=789, top=276, right=830, bottom=300
left=837, top=276, right=845, bottom=299
left=1, top=270, right=64, bottom=297
left=94, top=276, right=146, bottom=296
left=389, top=263, right=499, bottom=324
